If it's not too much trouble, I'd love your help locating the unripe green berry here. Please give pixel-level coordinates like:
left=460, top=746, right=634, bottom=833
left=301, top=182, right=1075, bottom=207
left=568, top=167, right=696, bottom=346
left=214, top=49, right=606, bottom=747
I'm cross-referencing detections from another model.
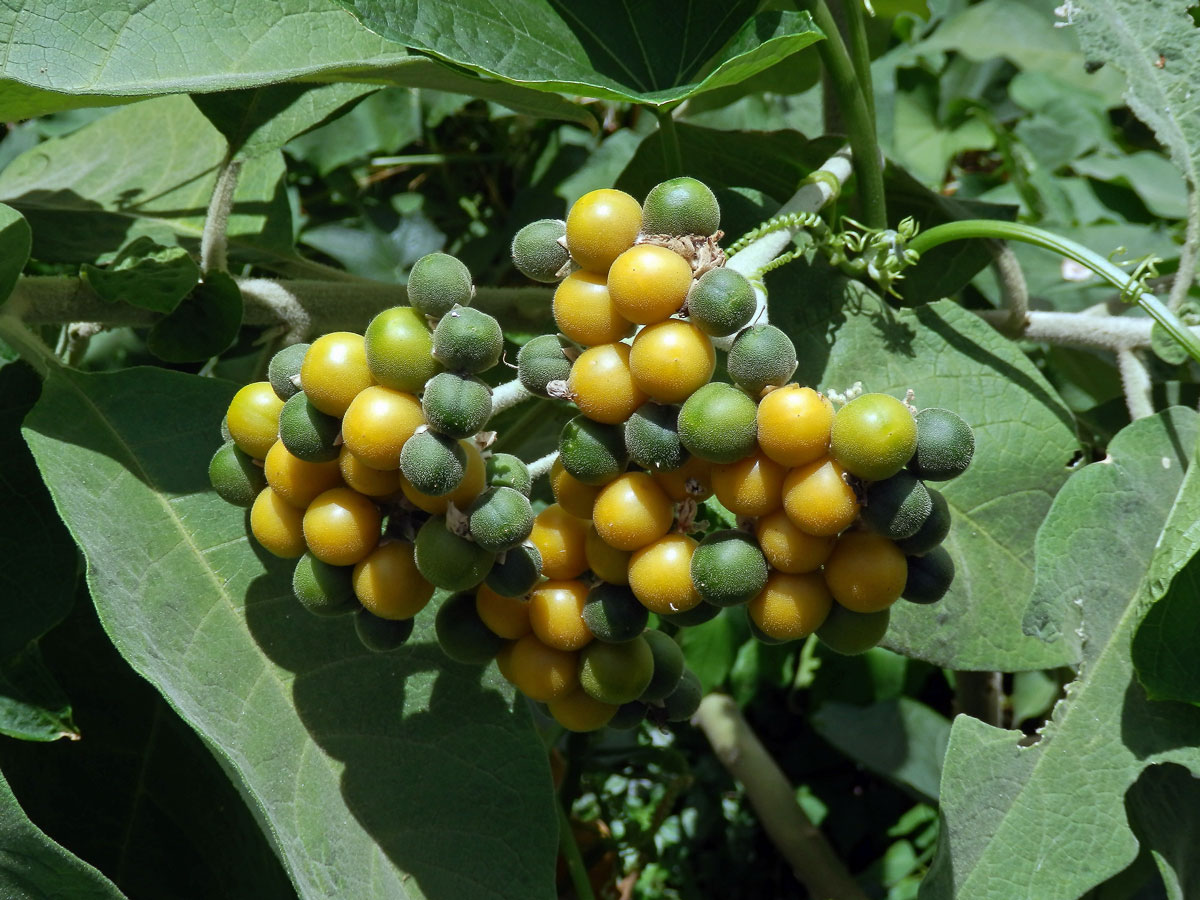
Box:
left=512, top=219, right=569, bottom=283
left=625, top=403, right=687, bottom=472
left=421, top=372, right=492, bottom=439
left=686, top=268, right=755, bottom=337
left=582, top=583, right=649, bottom=643
left=486, top=542, right=543, bottom=597
left=414, top=517, right=494, bottom=592
left=727, top=324, right=797, bottom=395
left=690, top=529, right=768, bottom=607
left=292, top=552, right=358, bottom=616
left=486, top=453, right=532, bottom=495
left=468, top=487, right=535, bottom=552
left=267, top=342, right=309, bottom=401
left=894, top=488, right=951, bottom=556
left=579, top=636, right=654, bottom=705
left=639, top=629, right=684, bottom=702
left=277, top=393, right=340, bottom=463
left=903, top=545, right=955, bottom=604
left=407, top=252, right=473, bottom=319
left=659, top=601, right=721, bottom=627
left=432, top=307, right=504, bottom=373
left=209, top=441, right=267, bottom=507
left=558, top=416, right=629, bottom=485
left=354, top=608, right=415, bottom=652
left=908, top=408, right=975, bottom=481
left=861, top=472, right=933, bottom=540
left=816, top=605, right=891, bottom=655
left=517, top=334, right=573, bottom=397
left=608, top=701, right=648, bottom=730
left=400, top=429, right=468, bottom=497
left=364, top=306, right=442, bottom=393
left=661, top=667, right=702, bottom=721
left=642, top=177, right=720, bottom=236
left=678, top=382, right=758, bottom=463
left=435, top=592, right=505, bottom=664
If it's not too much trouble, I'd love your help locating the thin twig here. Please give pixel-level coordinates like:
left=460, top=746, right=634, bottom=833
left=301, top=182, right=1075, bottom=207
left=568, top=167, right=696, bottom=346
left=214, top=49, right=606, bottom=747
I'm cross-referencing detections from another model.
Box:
left=490, top=379, right=532, bottom=417
left=953, top=672, right=1003, bottom=727
left=528, top=451, right=558, bottom=481
left=694, top=694, right=870, bottom=900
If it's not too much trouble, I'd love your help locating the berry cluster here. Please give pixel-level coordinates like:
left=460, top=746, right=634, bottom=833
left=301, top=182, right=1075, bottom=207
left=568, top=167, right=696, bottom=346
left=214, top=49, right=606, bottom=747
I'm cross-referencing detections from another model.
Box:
left=512, top=178, right=975, bottom=674
left=208, top=254, right=540, bottom=654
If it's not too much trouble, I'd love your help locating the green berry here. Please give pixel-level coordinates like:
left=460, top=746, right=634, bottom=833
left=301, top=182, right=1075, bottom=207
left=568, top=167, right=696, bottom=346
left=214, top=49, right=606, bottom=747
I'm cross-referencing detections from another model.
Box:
left=661, top=667, right=702, bottom=721
left=220, top=414, right=233, bottom=443
left=908, top=408, right=975, bottom=481
left=690, top=529, right=769, bottom=607
left=625, top=403, right=687, bottom=472
left=727, top=324, right=797, bottom=395
left=639, top=629, right=684, bottom=701
left=435, top=592, right=505, bottom=664
left=364, top=306, right=441, bottom=393
left=486, top=453, right=532, bottom=495
left=486, top=542, right=542, bottom=597
left=894, top=488, right=951, bottom=556
left=209, top=441, right=266, bottom=507
left=903, top=545, right=955, bottom=604
left=292, top=553, right=358, bottom=616
left=407, top=252, right=473, bottom=319
left=355, top=608, right=415, bottom=652
left=582, top=583, right=649, bottom=643
left=558, top=415, right=629, bottom=485
left=686, top=268, right=755, bottom=337
left=278, top=393, right=341, bottom=463
left=678, top=382, right=758, bottom=463
left=468, top=487, right=535, bottom=552
left=414, top=517, right=494, bottom=592
left=861, top=472, right=933, bottom=540
left=747, top=614, right=787, bottom=645
left=421, top=372, right=492, bottom=439
left=831, top=393, right=917, bottom=482
left=660, top=601, right=721, bottom=627
left=517, top=334, right=572, bottom=397
left=267, top=342, right=309, bottom=401
left=608, top=701, right=648, bottom=730
left=432, top=307, right=504, bottom=373
left=512, top=218, right=569, bottom=283
left=642, top=177, right=720, bottom=236
left=400, top=429, right=467, bottom=497
left=816, top=605, right=891, bottom=655
left=579, top=636, right=654, bottom=705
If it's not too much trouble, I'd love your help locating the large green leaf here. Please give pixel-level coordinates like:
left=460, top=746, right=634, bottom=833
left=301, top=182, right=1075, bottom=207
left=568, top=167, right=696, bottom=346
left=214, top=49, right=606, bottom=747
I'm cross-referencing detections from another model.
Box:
left=0, top=96, right=292, bottom=265
left=921, top=409, right=1200, bottom=900
left=1125, top=764, right=1200, bottom=900
left=0, top=361, right=79, bottom=741
left=0, top=202, right=30, bottom=305
left=1071, top=0, right=1200, bottom=193
left=22, top=365, right=558, bottom=900
left=1132, top=551, right=1200, bottom=704
left=0, top=765, right=124, bottom=899
left=338, top=1, right=822, bottom=106
left=769, top=259, right=1080, bottom=670
left=0, top=595, right=294, bottom=898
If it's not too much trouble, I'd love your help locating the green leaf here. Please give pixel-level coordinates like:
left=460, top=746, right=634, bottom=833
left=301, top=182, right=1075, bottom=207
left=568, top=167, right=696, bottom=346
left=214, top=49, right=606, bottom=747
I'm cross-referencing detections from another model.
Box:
left=1125, top=764, right=1200, bottom=900
left=146, top=272, right=243, bottom=362
left=0, top=765, right=124, bottom=899
left=286, top=88, right=423, bottom=175
left=0, top=203, right=30, bottom=306
left=770, top=259, right=1080, bottom=670
left=0, top=96, right=292, bottom=265
left=1071, top=0, right=1200, bottom=195
left=81, top=237, right=201, bottom=314
left=1009, top=669, right=1060, bottom=728
left=889, top=80, right=994, bottom=186
left=811, top=698, right=950, bottom=803
left=1073, top=151, right=1190, bottom=220
left=337, top=2, right=822, bottom=106
left=0, top=595, right=294, bottom=898
left=887, top=163, right=1018, bottom=305
left=0, top=643, right=77, bottom=742
left=22, top=366, right=558, bottom=900
left=1132, top=548, right=1200, bottom=705
left=924, top=409, right=1200, bottom=900
left=192, top=83, right=378, bottom=161
left=678, top=610, right=741, bottom=694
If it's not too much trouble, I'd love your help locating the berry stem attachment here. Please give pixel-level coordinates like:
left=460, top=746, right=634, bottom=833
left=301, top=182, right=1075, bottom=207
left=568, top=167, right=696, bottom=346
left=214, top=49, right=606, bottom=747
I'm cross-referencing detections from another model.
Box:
left=654, top=106, right=684, bottom=179
left=527, top=451, right=558, bottom=482
left=199, top=156, right=243, bottom=273
left=694, top=694, right=871, bottom=900
left=490, top=379, right=532, bottom=417
left=908, top=220, right=1200, bottom=364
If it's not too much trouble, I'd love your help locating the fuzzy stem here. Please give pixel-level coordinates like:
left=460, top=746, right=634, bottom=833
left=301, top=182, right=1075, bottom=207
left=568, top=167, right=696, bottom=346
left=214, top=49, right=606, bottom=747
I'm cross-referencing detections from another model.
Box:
left=1169, top=186, right=1200, bottom=312
left=802, top=0, right=886, bottom=229
left=0, top=311, right=58, bottom=377
left=1117, top=349, right=1155, bottom=420
left=987, top=240, right=1029, bottom=336
left=909, top=220, right=1200, bottom=363
left=841, top=0, right=875, bottom=122
left=200, top=157, right=243, bottom=273
left=527, top=451, right=558, bottom=481
left=694, top=694, right=870, bottom=900
left=490, top=379, right=532, bottom=417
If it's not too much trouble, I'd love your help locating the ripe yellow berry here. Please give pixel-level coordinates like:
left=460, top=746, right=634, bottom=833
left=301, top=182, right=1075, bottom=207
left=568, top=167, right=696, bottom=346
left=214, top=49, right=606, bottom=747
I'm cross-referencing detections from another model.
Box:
left=592, top=472, right=674, bottom=552
left=338, top=446, right=402, bottom=497
left=505, top=633, right=579, bottom=701
left=653, top=455, right=714, bottom=502
left=550, top=457, right=603, bottom=520
left=782, top=457, right=860, bottom=537
left=565, top=189, right=642, bottom=274
left=226, top=382, right=284, bottom=460
left=711, top=447, right=787, bottom=518
left=748, top=572, right=832, bottom=642
left=302, top=487, right=381, bottom=567
left=352, top=541, right=434, bottom=619
left=528, top=503, right=590, bottom=580
left=264, top=440, right=342, bottom=508
left=823, top=532, right=907, bottom=613
left=628, top=533, right=702, bottom=614
left=548, top=688, right=618, bottom=732
left=568, top=342, right=646, bottom=425
left=340, top=386, right=424, bottom=471
left=300, top=332, right=374, bottom=417
left=250, top=487, right=307, bottom=558
left=756, top=385, right=834, bottom=468
left=529, top=580, right=593, bottom=651
left=754, top=509, right=834, bottom=573
left=585, top=524, right=632, bottom=585
left=553, top=270, right=635, bottom=346
left=629, top=319, right=715, bottom=403
left=475, top=584, right=532, bottom=640
left=607, top=244, right=694, bottom=324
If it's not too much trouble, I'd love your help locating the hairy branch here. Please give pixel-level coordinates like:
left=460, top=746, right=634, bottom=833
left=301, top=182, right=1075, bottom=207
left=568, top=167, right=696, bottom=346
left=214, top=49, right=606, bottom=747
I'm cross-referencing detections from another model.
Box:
left=987, top=240, right=1029, bottom=336
left=1116, top=349, right=1154, bottom=420
left=200, top=158, right=243, bottom=273
left=975, top=308, right=1198, bottom=352
left=694, top=694, right=870, bottom=900
left=527, top=451, right=558, bottom=481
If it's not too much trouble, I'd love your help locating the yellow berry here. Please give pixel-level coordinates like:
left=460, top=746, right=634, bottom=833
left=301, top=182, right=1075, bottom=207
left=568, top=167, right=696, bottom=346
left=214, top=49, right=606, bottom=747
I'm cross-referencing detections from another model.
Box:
left=505, top=633, right=579, bottom=701
left=300, top=332, right=374, bottom=417
left=529, top=580, right=593, bottom=651
left=476, top=584, right=532, bottom=640
left=754, top=509, right=834, bottom=573
left=553, top=270, right=635, bottom=346
left=550, top=457, right=602, bottom=520
left=250, top=487, right=307, bottom=558
left=628, top=533, right=702, bottom=614
left=302, top=487, right=381, bottom=567
left=585, top=524, right=631, bottom=585
left=756, top=384, right=834, bottom=468
left=592, top=472, right=674, bottom=552
left=227, top=382, right=284, bottom=460
left=629, top=319, right=715, bottom=403
left=338, top=445, right=402, bottom=497
left=607, top=244, right=693, bottom=324
left=340, top=386, right=424, bottom=471
left=711, top=447, right=786, bottom=518
left=528, top=503, right=590, bottom=580
left=748, top=572, right=832, bottom=641
left=782, top=457, right=860, bottom=537
left=352, top=541, right=434, bottom=619
left=548, top=688, right=618, bottom=732
left=823, top=532, right=907, bottom=613
left=568, top=342, right=646, bottom=424
left=565, top=188, right=642, bottom=274
left=264, top=440, right=343, bottom=508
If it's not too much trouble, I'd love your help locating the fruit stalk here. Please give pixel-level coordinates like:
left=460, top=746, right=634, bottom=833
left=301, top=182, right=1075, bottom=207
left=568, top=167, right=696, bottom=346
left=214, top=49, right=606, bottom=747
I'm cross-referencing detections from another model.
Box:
left=694, top=693, right=871, bottom=900
left=199, top=156, right=243, bottom=273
